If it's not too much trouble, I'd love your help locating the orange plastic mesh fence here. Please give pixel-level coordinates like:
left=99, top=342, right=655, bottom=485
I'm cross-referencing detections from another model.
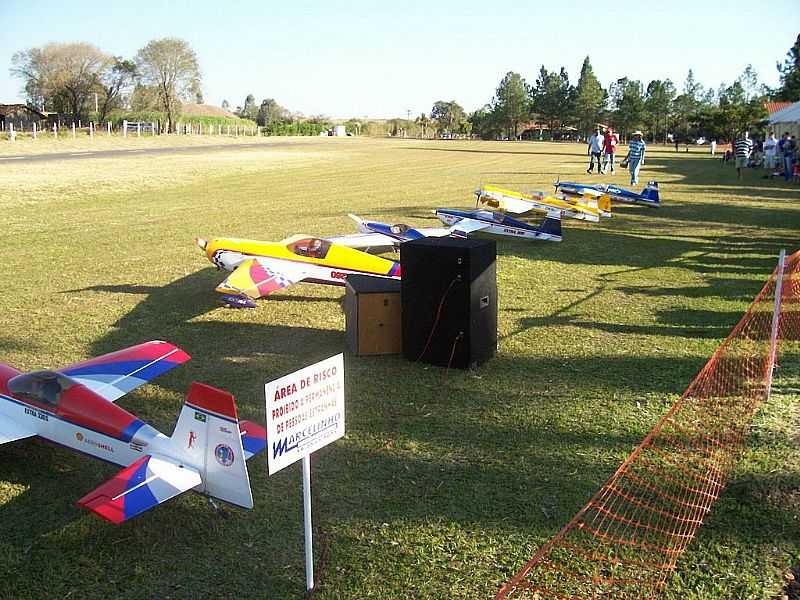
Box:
left=497, top=250, right=800, bottom=600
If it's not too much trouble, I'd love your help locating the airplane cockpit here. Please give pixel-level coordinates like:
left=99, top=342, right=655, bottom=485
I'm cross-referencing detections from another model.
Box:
left=288, top=238, right=332, bottom=259
left=475, top=210, right=505, bottom=223
left=389, top=224, right=411, bottom=236
left=8, top=370, right=73, bottom=408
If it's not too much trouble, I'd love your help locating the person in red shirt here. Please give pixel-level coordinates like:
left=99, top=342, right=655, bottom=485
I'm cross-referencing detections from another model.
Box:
left=601, top=127, right=619, bottom=174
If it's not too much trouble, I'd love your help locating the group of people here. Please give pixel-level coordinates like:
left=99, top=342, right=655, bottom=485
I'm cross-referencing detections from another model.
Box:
left=587, top=127, right=647, bottom=187
left=732, top=131, right=797, bottom=181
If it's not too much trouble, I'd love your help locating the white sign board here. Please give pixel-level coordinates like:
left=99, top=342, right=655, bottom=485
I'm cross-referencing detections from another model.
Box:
left=265, top=353, right=345, bottom=475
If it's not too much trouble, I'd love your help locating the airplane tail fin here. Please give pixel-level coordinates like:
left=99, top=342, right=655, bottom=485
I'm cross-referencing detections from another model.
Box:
left=642, top=181, right=659, bottom=204
left=598, top=194, right=612, bottom=215
left=170, top=382, right=255, bottom=509
left=348, top=214, right=370, bottom=233
left=539, top=209, right=563, bottom=240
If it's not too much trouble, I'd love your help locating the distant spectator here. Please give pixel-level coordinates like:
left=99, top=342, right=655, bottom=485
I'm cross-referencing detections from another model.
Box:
left=710, top=139, right=717, bottom=156
left=763, top=132, right=778, bottom=178
left=587, top=128, right=604, bottom=174
left=734, top=131, right=753, bottom=179
left=674, top=137, right=679, bottom=152
left=601, top=127, right=619, bottom=174
left=783, top=132, right=797, bottom=181
left=623, top=130, right=646, bottom=186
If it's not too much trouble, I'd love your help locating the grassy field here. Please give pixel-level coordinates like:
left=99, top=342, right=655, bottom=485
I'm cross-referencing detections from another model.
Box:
left=0, top=137, right=798, bottom=600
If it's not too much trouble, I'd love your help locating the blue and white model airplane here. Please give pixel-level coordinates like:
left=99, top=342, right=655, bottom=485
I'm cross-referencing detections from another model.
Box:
left=328, top=209, right=562, bottom=249
left=555, top=180, right=660, bottom=208
left=434, top=208, right=562, bottom=242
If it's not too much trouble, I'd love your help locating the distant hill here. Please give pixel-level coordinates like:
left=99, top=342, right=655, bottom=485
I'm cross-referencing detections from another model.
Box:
left=180, top=103, right=237, bottom=118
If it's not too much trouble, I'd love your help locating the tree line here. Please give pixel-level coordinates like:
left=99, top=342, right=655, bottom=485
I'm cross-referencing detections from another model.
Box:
left=10, top=33, right=799, bottom=140
left=421, top=34, right=800, bottom=142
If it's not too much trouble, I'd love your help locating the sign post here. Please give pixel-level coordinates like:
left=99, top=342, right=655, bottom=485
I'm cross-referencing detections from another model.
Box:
left=265, top=353, right=345, bottom=592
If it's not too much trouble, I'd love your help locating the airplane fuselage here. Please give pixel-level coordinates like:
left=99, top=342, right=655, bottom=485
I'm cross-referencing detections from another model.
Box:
left=204, top=237, right=401, bottom=287
left=435, top=209, right=561, bottom=241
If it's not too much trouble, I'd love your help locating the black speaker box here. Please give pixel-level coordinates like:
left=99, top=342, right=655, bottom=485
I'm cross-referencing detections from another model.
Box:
left=401, top=237, right=497, bottom=369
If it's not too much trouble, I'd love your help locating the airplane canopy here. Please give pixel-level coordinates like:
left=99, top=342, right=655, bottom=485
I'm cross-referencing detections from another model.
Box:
left=8, top=370, right=74, bottom=408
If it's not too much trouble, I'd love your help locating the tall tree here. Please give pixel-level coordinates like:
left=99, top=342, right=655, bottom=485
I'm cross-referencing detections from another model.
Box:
left=573, top=56, right=606, bottom=133
left=415, top=112, right=430, bottom=138
left=737, top=64, right=760, bottom=101
left=644, top=79, right=676, bottom=142
left=97, top=57, right=137, bottom=123
left=672, top=70, right=703, bottom=138
left=531, top=66, right=573, bottom=135
left=611, top=78, right=645, bottom=140
left=241, top=93, right=258, bottom=120
left=775, top=33, right=800, bottom=101
left=468, top=104, right=501, bottom=140
left=430, top=100, right=465, bottom=134
left=256, top=98, right=289, bottom=126
left=11, top=42, right=110, bottom=121
left=492, top=71, right=529, bottom=138
left=135, top=38, right=201, bottom=132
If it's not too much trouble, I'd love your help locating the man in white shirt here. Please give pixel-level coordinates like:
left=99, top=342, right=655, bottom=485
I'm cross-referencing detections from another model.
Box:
left=763, top=132, right=778, bottom=178
left=587, top=128, right=605, bottom=174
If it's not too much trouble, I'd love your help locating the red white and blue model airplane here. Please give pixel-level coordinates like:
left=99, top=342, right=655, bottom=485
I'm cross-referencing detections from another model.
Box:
left=329, top=209, right=562, bottom=249
left=0, top=341, right=267, bottom=524
left=555, top=180, right=660, bottom=208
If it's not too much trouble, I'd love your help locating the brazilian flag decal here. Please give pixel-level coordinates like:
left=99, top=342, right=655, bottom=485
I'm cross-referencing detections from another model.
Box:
left=194, top=411, right=207, bottom=422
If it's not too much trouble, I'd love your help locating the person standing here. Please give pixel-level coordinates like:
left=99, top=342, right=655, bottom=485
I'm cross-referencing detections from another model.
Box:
left=710, top=139, right=717, bottom=156
left=623, top=130, right=646, bottom=186
left=779, top=132, right=796, bottom=181
left=763, top=132, right=778, bottom=178
left=587, top=127, right=604, bottom=174
left=734, top=131, right=753, bottom=179
left=601, top=127, right=619, bottom=174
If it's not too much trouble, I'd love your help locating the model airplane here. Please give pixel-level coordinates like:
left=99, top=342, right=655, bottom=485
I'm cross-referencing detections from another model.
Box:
left=555, top=180, right=660, bottom=207
left=476, top=184, right=604, bottom=221
left=435, top=208, right=562, bottom=242
left=327, top=210, right=562, bottom=248
left=197, top=234, right=402, bottom=307
left=0, top=341, right=267, bottom=524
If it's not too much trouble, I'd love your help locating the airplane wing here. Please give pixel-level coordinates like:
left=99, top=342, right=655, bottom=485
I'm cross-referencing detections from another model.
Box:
left=449, top=218, right=491, bottom=237
left=77, top=454, right=202, bottom=524
left=325, top=232, right=398, bottom=249
left=216, top=258, right=307, bottom=299
left=59, top=341, right=191, bottom=403
left=0, top=418, right=36, bottom=446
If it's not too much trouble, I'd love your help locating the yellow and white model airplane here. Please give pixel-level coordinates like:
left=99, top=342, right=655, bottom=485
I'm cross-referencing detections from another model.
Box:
left=196, top=235, right=401, bottom=307
left=476, top=184, right=611, bottom=221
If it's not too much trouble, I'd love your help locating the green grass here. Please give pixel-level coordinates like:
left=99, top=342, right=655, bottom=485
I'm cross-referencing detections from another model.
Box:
left=0, top=138, right=798, bottom=599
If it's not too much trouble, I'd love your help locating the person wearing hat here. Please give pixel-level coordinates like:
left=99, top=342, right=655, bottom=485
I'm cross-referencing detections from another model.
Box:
left=623, top=130, right=646, bottom=186
left=601, top=127, right=619, bottom=174
left=586, top=127, right=605, bottom=174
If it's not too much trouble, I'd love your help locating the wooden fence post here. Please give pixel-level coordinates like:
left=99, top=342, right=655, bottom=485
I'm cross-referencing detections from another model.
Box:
left=137, top=122, right=141, bottom=137
left=107, top=121, right=111, bottom=135
left=89, top=122, right=94, bottom=139
left=123, top=120, right=127, bottom=137
left=71, top=122, right=76, bottom=138
left=53, top=123, right=57, bottom=137
left=8, top=123, right=15, bottom=141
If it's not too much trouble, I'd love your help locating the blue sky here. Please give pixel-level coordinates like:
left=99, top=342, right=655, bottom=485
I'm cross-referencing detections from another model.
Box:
left=1, top=0, right=797, bottom=119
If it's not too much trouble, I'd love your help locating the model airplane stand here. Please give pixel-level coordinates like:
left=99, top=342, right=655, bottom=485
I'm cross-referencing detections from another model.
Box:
left=344, top=275, right=402, bottom=356
left=400, top=237, right=497, bottom=369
